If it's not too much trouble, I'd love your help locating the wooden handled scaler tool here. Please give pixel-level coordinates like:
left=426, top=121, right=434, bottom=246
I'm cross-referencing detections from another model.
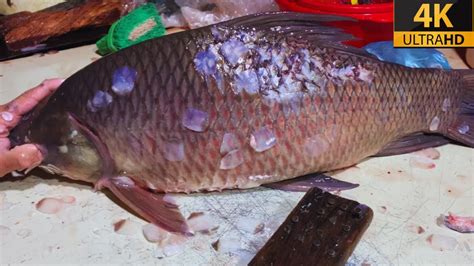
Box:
left=250, top=188, right=373, bottom=266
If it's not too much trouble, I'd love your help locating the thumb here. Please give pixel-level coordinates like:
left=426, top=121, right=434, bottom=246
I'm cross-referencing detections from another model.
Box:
left=0, top=144, right=43, bottom=177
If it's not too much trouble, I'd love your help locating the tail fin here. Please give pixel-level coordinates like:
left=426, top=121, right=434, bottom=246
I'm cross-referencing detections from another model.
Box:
left=447, top=70, right=474, bottom=147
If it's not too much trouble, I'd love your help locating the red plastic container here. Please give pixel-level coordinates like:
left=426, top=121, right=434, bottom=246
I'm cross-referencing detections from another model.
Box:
left=276, top=0, right=394, bottom=47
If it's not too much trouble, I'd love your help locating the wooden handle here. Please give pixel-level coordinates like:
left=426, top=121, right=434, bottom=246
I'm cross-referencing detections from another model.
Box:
left=249, top=188, right=373, bottom=266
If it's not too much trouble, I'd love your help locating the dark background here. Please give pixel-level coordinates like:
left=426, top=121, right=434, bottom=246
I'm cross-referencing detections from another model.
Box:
left=395, top=0, right=472, bottom=31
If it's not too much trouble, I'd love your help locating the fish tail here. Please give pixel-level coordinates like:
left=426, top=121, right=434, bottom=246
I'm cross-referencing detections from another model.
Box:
left=447, top=70, right=474, bottom=147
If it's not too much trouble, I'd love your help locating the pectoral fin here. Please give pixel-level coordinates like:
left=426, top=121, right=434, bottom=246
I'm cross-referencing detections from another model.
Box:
left=264, top=173, right=359, bottom=192
left=98, top=176, right=191, bottom=235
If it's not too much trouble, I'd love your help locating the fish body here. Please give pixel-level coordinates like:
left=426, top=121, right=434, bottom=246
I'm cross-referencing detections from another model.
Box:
left=9, top=13, right=474, bottom=233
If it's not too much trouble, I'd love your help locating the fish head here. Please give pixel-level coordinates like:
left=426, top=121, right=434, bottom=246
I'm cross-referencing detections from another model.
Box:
left=10, top=109, right=104, bottom=184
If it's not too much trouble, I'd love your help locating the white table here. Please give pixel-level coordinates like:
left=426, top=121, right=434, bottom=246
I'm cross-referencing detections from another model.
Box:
left=0, top=45, right=472, bottom=265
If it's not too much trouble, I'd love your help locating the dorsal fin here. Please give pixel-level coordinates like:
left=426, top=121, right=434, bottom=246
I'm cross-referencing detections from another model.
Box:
left=218, top=11, right=354, bottom=42
left=213, top=11, right=375, bottom=58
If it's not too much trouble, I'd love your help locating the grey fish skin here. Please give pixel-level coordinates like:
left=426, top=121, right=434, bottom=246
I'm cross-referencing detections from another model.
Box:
left=9, top=12, right=474, bottom=193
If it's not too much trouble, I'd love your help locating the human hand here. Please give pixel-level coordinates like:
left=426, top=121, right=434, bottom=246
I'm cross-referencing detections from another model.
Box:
left=0, top=79, right=64, bottom=177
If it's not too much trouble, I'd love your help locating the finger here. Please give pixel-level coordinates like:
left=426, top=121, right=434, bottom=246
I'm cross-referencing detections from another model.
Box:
left=0, top=138, right=10, bottom=151
left=0, top=144, right=43, bottom=177
left=0, top=124, right=7, bottom=138
left=0, top=79, right=64, bottom=129
left=1, top=79, right=64, bottom=116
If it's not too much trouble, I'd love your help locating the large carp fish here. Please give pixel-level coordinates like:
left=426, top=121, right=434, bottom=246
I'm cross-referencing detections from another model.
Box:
left=8, top=13, right=474, bottom=234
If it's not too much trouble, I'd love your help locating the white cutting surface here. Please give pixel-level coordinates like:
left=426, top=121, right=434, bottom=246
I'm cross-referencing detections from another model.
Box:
left=0, top=45, right=473, bottom=265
